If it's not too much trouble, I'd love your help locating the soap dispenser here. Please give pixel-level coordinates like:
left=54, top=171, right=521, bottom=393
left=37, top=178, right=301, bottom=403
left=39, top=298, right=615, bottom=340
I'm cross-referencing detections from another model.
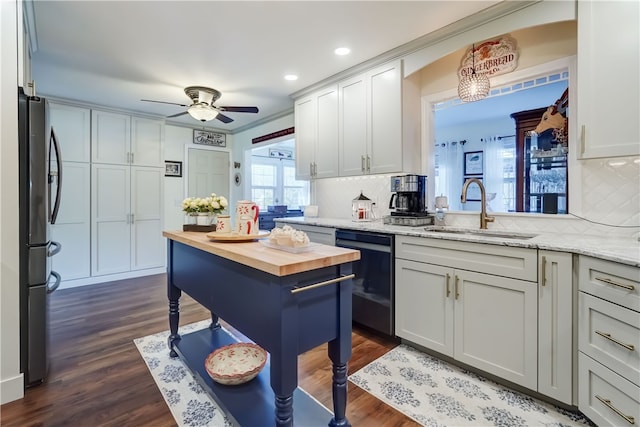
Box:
left=434, top=195, right=448, bottom=226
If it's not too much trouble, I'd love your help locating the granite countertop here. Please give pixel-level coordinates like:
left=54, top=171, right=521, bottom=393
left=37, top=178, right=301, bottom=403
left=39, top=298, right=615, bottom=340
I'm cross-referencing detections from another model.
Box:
left=275, top=217, right=640, bottom=268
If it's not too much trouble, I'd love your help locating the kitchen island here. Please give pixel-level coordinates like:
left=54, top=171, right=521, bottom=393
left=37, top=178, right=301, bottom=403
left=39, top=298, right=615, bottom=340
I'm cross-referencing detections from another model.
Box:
left=163, top=230, right=360, bottom=427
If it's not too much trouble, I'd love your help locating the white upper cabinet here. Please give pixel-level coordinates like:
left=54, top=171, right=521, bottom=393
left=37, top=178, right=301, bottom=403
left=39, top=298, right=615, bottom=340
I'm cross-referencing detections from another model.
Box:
left=339, top=73, right=368, bottom=176
left=294, top=85, right=339, bottom=180
left=131, top=117, right=165, bottom=167
left=48, top=103, right=91, bottom=163
left=91, top=110, right=131, bottom=164
left=92, top=110, right=164, bottom=166
left=339, top=59, right=419, bottom=176
left=577, top=0, right=640, bottom=158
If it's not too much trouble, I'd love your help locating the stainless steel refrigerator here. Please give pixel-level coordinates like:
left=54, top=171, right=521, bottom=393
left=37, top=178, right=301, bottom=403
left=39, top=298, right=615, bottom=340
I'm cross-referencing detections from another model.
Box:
left=18, top=87, right=62, bottom=387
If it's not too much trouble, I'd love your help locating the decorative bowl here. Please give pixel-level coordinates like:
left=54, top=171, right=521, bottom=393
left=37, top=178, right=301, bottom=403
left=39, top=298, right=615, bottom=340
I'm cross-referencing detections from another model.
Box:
left=204, top=343, right=268, bottom=385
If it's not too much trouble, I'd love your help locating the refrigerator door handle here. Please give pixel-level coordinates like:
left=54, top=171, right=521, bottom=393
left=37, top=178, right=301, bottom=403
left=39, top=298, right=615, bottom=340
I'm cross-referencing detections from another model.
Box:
left=47, top=271, right=61, bottom=294
left=48, top=128, right=63, bottom=225
left=48, top=241, right=62, bottom=257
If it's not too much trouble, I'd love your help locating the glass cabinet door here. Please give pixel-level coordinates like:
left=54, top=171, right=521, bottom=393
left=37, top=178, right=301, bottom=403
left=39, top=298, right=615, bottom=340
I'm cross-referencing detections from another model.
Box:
left=524, top=135, right=567, bottom=214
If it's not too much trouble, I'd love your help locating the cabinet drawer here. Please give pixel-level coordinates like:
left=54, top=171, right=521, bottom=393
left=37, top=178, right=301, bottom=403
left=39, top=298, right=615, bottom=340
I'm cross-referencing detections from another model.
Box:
left=578, top=353, right=639, bottom=427
left=579, top=292, right=640, bottom=386
left=578, top=255, right=639, bottom=312
left=396, top=235, right=537, bottom=281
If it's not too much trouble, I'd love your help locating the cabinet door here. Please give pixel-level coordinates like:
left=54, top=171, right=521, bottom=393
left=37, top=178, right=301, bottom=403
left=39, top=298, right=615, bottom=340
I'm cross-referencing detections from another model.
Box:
left=51, top=162, right=90, bottom=280
left=454, top=270, right=538, bottom=389
left=339, top=75, right=368, bottom=176
left=578, top=1, right=640, bottom=158
left=91, top=163, right=131, bottom=276
left=538, top=250, right=574, bottom=404
left=395, top=260, right=454, bottom=356
left=294, top=96, right=315, bottom=180
left=131, top=117, right=164, bottom=167
left=368, top=61, right=402, bottom=174
left=315, top=86, right=339, bottom=178
left=131, top=166, right=164, bottom=270
left=91, top=110, right=131, bottom=164
left=49, top=103, right=91, bottom=163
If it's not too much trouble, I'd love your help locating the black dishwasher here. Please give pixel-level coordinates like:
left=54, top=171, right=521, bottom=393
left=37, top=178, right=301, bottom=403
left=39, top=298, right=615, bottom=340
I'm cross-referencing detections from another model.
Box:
left=335, top=229, right=394, bottom=336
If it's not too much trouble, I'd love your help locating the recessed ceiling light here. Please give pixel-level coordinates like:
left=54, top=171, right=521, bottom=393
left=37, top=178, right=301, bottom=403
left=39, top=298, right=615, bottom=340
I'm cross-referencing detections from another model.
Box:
left=284, top=74, right=298, bottom=81
left=334, top=47, right=350, bottom=56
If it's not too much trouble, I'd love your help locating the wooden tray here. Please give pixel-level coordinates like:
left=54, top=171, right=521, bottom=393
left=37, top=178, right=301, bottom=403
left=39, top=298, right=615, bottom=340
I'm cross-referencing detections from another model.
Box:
left=205, top=230, right=270, bottom=242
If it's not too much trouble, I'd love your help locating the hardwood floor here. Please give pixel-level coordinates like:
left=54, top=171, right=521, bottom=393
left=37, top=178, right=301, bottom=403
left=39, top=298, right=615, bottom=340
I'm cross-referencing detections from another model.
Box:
left=1, top=274, right=419, bottom=427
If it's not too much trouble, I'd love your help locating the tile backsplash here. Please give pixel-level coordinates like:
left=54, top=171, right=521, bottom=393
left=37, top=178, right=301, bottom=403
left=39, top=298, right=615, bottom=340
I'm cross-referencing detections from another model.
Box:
left=313, top=156, right=639, bottom=240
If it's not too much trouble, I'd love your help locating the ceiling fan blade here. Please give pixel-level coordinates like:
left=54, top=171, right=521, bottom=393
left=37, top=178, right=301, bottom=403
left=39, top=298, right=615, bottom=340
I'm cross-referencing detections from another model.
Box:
left=218, top=106, right=259, bottom=113
left=215, top=113, right=234, bottom=123
left=141, top=99, right=189, bottom=107
left=166, top=111, right=189, bottom=118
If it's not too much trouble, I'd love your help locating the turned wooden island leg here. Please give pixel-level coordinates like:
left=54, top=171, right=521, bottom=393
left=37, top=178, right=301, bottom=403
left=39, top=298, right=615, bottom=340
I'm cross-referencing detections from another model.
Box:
left=167, top=282, right=182, bottom=358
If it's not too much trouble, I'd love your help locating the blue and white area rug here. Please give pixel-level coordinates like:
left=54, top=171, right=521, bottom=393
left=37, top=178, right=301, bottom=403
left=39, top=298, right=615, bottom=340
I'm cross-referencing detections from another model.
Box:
left=134, top=320, right=232, bottom=427
left=349, top=344, right=594, bottom=427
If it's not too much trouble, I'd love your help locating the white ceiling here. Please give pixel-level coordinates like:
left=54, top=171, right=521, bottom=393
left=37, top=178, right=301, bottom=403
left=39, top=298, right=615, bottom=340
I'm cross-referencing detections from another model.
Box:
left=29, top=1, right=500, bottom=132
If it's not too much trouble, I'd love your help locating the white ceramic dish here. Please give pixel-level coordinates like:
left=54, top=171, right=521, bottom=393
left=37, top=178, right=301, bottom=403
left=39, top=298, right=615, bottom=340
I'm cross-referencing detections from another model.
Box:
left=204, top=343, right=268, bottom=385
left=259, top=239, right=317, bottom=253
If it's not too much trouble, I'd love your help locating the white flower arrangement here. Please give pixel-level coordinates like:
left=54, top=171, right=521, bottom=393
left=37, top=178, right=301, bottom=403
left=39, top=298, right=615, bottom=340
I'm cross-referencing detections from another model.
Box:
left=182, top=193, right=228, bottom=214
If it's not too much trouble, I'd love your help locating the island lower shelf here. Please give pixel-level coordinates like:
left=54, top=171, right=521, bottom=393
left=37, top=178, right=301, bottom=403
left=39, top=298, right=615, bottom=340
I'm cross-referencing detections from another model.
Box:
left=173, top=325, right=333, bottom=427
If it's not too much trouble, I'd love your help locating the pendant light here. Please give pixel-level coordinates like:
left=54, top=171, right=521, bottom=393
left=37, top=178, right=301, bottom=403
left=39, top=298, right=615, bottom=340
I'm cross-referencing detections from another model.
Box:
left=458, top=44, right=490, bottom=102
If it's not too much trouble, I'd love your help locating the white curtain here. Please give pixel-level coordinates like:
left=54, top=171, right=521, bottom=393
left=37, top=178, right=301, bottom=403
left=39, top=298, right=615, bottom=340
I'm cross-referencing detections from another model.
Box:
left=483, top=136, right=506, bottom=212
left=435, top=141, right=464, bottom=210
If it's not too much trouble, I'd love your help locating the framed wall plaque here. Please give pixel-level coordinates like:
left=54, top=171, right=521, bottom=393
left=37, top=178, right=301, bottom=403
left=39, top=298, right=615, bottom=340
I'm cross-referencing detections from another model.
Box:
left=193, top=130, right=226, bottom=147
left=165, top=160, right=182, bottom=177
left=464, top=151, right=483, bottom=175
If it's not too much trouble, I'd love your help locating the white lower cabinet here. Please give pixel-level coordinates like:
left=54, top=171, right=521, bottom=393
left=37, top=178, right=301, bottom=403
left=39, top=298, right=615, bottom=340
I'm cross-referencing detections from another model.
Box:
left=578, top=255, right=640, bottom=425
left=395, top=236, right=538, bottom=390
left=538, top=250, right=575, bottom=405
left=92, top=164, right=163, bottom=276
left=51, top=162, right=91, bottom=280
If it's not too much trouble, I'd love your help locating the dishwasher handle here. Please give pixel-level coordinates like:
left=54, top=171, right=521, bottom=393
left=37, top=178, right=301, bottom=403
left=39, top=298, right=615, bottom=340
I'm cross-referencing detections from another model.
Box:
left=335, top=238, right=391, bottom=253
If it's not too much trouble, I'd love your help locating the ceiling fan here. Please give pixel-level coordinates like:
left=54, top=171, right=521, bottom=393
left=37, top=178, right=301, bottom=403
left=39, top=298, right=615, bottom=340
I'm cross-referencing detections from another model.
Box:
left=141, top=86, right=259, bottom=123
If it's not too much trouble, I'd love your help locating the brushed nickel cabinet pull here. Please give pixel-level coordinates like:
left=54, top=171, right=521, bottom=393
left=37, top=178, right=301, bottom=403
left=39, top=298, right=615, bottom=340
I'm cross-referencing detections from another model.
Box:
left=541, top=255, right=547, bottom=286
left=130, top=152, right=134, bottom=164
left=290, top=274, right=355, bottom=294
left=580, top=125, right=586, bottom=155
left=310, top=162, right=314, bottom=177
left=595, top=276, right=635, bottom=291
left=361, top=155, right=365, bottom=173
left=314, top=162, right=318, bottom=177
left=445, top=273, right=451, bottom=298
left=595, top=330, right=635, bottom=351
left=455, top=275, right=460, bottom=300
left=366, top=155, right=371, bottom=173
left=595, top=395, right=635, bottom=424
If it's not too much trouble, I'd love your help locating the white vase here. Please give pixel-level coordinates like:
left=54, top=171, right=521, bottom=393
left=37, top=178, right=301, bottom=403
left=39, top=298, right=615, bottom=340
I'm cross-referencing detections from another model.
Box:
left=196, top=213, right=212, bottom=226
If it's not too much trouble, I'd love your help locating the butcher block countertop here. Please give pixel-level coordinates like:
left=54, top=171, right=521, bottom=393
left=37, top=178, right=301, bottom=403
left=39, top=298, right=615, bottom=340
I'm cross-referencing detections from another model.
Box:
left=163, top=230, right=360, bottom=276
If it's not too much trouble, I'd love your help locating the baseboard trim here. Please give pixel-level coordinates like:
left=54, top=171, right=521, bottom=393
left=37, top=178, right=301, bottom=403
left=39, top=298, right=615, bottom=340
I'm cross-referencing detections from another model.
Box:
left=1, top=373, right=24, bottom=404
left=58, top=267, right=166, bottom=290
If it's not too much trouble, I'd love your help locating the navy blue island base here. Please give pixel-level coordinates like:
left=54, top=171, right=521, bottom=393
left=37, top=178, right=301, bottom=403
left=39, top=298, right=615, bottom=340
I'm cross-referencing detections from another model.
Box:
left=164, top=231, right=360, bottom=427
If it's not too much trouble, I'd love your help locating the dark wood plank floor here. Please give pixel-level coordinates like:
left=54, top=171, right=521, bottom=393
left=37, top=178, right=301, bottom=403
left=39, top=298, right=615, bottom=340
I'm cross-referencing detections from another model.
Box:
left=1, top=274, right=419, bottom=427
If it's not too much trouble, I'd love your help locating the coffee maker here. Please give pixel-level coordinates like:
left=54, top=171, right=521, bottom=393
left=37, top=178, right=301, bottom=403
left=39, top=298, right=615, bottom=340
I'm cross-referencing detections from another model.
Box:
left=386, top=174, right=432, bottom=226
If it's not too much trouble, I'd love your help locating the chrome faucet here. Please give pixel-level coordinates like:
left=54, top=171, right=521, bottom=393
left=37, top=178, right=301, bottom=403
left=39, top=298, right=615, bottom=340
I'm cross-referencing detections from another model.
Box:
left=461, top=178, right=495, bottom=229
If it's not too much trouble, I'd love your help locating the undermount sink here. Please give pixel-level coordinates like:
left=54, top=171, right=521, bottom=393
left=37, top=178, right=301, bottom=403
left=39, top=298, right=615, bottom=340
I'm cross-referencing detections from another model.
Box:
left=422, top=226, right=538, bottom=240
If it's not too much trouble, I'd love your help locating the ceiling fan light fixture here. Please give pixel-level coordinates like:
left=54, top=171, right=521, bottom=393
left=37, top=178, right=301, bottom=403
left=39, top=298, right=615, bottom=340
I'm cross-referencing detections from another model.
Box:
left=188, top=104, right=218, bottom=122
left=458, top=43, right=490, bottom=102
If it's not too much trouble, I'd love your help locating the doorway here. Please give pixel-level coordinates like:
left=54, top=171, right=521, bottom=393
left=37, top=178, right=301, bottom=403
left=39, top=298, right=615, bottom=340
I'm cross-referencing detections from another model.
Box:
left=184, top=146, right=230, bottom=200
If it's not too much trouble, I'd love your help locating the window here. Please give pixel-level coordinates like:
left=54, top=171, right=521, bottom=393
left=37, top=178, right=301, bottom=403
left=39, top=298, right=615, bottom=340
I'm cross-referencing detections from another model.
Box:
left=250, top=157, right=309, bottom=210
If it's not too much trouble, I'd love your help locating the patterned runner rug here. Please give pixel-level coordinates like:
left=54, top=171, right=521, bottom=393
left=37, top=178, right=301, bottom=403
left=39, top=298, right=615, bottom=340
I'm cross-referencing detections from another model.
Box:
left=134, top=320, right=231, bottom=427
left=348, top=344, right=594, bottom=427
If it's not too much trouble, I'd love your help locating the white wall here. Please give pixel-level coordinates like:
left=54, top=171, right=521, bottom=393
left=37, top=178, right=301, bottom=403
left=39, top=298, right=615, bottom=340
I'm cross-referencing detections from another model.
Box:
left=1, top=0, right=25, bottom=404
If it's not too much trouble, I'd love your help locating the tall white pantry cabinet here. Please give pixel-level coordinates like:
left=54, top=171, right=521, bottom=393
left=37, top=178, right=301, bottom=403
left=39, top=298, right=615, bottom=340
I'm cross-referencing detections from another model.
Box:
left=49, top=103, right=165, bottom=285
